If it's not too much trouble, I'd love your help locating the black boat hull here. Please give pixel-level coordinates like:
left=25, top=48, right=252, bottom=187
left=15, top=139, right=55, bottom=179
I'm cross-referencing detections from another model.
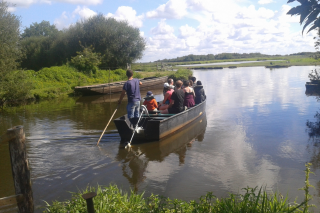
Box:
left=114, top=100, right=206, bottom=142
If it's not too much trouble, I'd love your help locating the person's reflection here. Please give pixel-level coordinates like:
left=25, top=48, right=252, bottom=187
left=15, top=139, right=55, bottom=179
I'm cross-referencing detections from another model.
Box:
left=115, top=113, right=208, bottom=191
left=116, top=149, right=148, bottom=192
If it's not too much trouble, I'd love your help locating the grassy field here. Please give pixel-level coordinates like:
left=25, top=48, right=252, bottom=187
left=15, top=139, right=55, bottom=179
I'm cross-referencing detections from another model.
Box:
left=132, top=56, right=320, bottom=71
left=21, top=66, right=191, bottom=100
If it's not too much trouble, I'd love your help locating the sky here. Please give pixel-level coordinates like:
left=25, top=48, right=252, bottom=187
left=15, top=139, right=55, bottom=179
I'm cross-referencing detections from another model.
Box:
left=6, top=0, right=318, bottom=62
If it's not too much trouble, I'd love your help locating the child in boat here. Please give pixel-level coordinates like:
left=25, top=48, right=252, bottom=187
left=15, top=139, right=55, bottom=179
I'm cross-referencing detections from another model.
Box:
left=143, top=91, right=158, bottom=113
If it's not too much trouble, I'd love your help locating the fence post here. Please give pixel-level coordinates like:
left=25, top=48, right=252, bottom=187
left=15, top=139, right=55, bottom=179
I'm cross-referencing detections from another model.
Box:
left=7, top=126, right=34, bottom=213
left=82, top=192, right=96, bottom=213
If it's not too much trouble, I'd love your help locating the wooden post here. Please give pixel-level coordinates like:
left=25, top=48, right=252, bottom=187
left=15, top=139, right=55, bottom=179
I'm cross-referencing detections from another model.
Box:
left=7, top=126, right=34, bottom=213
left=82, top=192, right=96, bottom=213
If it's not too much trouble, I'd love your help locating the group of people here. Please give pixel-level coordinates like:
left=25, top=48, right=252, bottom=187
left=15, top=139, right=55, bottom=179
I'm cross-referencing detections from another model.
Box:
left=147, top=77, right=206, bottom=114
left=118, top=69, right=206, bottom=126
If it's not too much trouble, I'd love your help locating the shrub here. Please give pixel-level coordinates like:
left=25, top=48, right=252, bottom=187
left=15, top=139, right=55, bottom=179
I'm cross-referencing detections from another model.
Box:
left=70, top=45, right=101, bottom=75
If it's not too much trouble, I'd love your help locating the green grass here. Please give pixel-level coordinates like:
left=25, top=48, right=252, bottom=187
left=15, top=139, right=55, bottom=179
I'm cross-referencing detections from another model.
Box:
left=20, top=66, right=191, bottom=101
left=43, top=164, right=315, bottom=213
left=43, top=185, right=306, bottom=213
left=132, top=55, right=320, bottom=70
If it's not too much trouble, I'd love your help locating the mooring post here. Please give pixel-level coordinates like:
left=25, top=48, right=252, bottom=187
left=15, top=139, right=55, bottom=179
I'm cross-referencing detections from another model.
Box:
left=82, top=192, right=96, bottom=213
left=7, top=126, right=34, bottom=213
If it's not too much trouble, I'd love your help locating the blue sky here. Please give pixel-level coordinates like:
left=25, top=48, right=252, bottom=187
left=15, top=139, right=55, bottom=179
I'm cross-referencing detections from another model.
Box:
left=8, top=0, right=316, bottom=62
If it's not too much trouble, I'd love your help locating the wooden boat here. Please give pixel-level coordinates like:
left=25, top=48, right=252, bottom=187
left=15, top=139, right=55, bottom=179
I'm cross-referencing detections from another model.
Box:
left=306, top=82, right=320, bottom=92
left=74, top=76, right=168, bottom=95
left=114, top=99, right=206, bottom=142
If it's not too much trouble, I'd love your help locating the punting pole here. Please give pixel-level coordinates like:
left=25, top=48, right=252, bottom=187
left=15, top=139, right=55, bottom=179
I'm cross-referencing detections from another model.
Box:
left=125, top=105, right=149, bottom=149
left=97, top=104, right=119, bottom=146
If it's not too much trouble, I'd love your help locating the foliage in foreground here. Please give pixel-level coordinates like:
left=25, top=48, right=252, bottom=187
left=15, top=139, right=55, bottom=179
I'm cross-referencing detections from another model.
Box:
left=44, top=164, right=315, bottom=213
left=43, top=184, right=306, bottom=213
left=44, top=164, right=316, bottom=213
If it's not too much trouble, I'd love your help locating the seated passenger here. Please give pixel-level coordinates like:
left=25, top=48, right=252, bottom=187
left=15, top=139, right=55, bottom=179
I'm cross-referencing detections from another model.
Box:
left=143, top=91, right=158, bottom=113
left=163, top=82, right=169, bottom=96
left=194, top=81, right=206, bottom=104
left=160, top=80, right=185, bottom=114
left=183, top=80, right=195, bottom=108
left=190, top=76, right=196, bottom=88
left=159, top=85, right=174, bottom=110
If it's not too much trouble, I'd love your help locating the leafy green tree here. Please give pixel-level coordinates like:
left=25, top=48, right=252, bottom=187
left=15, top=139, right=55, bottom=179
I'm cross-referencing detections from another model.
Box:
left=287, top=0, right=320, bottom=34
left=21, top=20, right=60, bottom=38
left=71, top=45, right=101, bottom=74
left=67, top=14, right=146, bottom=68
left=0, top=1, right=31, bottom=106
left=0, top=1, right=21, bottom=75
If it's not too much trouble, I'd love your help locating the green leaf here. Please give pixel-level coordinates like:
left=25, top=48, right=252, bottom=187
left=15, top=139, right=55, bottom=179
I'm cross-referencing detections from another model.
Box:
left=302, top=9, right=320, bottom=33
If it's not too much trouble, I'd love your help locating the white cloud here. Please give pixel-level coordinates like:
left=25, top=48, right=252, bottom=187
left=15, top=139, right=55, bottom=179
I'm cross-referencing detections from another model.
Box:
left=6, top=0, right=101, bottom=7
left=73, top=6, right=97, bottom=19
left=258, top=0, right=274, bottom=4
left=146, top=0, right=188, bottom=19
left=54, top=11, right=70, bottom=30
left=6, top=0, right=51, bottom=7
left=151, top=19, right=174, bottom=35
left=54, top=6, right=97, bottom=30
left=107, top=6, right=144, bottom=28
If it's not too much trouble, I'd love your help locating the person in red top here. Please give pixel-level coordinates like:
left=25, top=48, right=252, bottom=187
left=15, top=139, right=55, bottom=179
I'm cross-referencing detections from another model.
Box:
left=143, top=91, right=158, bottom=112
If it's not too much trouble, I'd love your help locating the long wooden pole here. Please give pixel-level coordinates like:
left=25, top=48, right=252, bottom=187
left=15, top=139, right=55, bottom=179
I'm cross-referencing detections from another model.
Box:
left=97, top=105, right=119, bottom=146
left=7, top=125, right=34, bottom=213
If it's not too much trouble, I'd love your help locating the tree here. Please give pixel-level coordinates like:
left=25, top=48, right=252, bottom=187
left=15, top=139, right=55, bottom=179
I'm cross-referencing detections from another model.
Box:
left=71, top=45, right=101, bottom=74
left=0, top=1, right=21, bottom=75
left=0, top=1, right=32, bottom=106
left=287, top=0, right=320, bottom=34
left=68, top=14, right=146, bottom=68
left=21, top=20, right=60, bottom=38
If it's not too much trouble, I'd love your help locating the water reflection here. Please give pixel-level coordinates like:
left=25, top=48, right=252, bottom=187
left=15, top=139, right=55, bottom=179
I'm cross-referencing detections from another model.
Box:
left=3, top=66, right=320, bottom=210
left=114, top=113, right=207, bottom=191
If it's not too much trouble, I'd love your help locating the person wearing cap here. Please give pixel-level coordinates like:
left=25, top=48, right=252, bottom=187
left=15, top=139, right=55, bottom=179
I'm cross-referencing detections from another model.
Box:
left=194, top=81, right=206, bottom=104
left=118, top=69, right=142, bottom=126
left=143, top=91, right=158, bottom=112
left=163, top=82, right=169, bottom=96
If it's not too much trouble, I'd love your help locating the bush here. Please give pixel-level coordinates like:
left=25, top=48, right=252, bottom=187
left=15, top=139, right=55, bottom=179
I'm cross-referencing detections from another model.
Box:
left=70, top=46, right=101, bottom=75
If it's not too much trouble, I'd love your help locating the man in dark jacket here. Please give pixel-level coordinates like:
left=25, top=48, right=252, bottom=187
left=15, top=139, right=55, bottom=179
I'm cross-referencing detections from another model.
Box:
left=194, top=81, right=206, bottom=104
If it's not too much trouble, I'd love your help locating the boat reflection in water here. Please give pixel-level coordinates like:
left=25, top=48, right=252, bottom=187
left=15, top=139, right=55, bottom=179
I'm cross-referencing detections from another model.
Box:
left=114, top=113, right=207, bottom=191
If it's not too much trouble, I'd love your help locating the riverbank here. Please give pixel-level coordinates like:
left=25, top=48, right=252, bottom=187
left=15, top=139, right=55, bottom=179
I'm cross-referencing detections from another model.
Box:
left=2, top=67, right=191, bottom=106
left=132, top=55, right=320, bottom=71
left=44, top=179, right=311, bottom=212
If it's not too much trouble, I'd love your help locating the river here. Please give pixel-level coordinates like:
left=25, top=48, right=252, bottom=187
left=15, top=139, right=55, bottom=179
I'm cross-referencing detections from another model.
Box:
left=1, top=66, right=320, bottom=212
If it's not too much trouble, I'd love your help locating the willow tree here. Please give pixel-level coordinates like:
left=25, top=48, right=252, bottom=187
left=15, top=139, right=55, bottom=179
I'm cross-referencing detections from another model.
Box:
left=65, top=14, right=146, bottom=69
left=0, top=2, right=31, bottom=106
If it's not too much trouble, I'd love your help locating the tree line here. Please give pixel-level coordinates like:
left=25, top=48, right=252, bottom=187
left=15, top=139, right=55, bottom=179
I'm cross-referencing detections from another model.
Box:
left=21, top=15, right=146, bottom=71
left=0, top=1, right=146, bottom=106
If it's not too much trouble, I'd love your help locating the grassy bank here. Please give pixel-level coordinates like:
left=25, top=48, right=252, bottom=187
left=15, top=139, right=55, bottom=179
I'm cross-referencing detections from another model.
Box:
left=44, top=185, right=302, bottom=213
left=132, top=56, right=320, bottom=71
left=22, top=66, right=191, bottom=100
left=43, top=163, right=315, bottom=212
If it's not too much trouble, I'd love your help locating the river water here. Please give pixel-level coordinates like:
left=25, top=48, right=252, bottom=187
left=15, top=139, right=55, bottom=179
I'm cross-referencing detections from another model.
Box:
left=1, top=66, right=320, bottom=211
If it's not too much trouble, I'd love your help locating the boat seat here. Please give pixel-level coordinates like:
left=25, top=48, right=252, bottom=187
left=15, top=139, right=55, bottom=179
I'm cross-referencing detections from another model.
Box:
left=151, top=117, right=167, bottom=120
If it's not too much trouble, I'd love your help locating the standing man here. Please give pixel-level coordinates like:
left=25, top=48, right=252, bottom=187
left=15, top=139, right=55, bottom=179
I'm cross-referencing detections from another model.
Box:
left=118, top=70, right=142, bottom=127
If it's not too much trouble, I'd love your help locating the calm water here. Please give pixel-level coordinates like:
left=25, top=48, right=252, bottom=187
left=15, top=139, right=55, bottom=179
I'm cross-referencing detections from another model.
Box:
left=1, top=66, right=320, bottom=211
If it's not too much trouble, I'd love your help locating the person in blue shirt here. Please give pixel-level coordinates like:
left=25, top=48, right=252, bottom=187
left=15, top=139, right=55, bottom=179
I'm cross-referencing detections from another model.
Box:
left=118, top=70, right=142, bottom=127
